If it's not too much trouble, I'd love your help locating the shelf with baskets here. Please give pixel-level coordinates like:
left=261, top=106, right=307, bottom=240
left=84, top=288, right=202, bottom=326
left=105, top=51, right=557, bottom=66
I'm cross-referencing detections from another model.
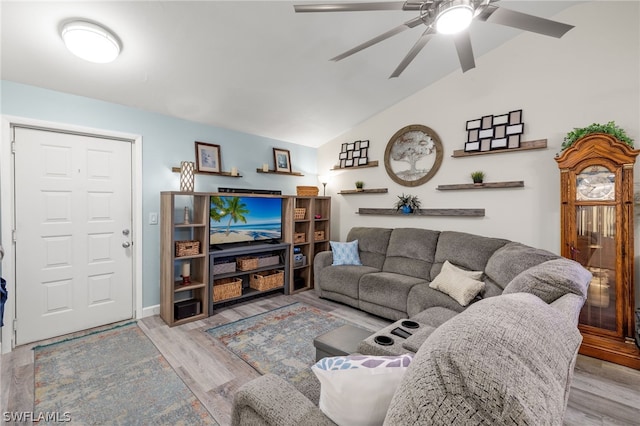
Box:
left=284, top=196, right=331, bottom=293
left=209, top=243, right=290, bottom=310
left=160, top=192, right=210, bottom=326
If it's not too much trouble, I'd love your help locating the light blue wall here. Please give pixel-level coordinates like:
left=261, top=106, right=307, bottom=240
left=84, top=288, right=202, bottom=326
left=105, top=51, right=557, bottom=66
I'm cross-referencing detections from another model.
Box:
left=1, top=80, right=318, bottom=308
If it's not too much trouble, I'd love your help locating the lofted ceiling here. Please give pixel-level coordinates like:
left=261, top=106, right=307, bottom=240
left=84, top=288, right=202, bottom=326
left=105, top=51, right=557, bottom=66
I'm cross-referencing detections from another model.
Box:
left=0, top=1, right=577, bottom=147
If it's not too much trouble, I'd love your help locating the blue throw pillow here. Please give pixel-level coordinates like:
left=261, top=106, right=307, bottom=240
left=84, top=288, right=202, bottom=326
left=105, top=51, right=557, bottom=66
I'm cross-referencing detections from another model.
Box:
left=330, top=240, right=362, bottom=266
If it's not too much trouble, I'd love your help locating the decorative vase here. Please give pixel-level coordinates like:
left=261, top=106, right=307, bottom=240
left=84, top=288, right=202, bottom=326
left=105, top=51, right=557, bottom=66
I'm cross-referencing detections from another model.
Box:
left=401, top=205, right=412, bottom=214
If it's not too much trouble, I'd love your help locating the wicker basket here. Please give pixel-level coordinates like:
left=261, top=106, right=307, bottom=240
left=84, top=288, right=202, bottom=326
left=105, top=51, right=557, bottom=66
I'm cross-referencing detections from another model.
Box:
left=250, top=269, right=285, bottom=291
left=296, top=186, right=319, bottom=196
left=213, top=277, right=242, bottom=301
left=294, top=233, right=306, bottom=243
left=175, top=240, right=200, bottom=257
left=237, top=256, right=259, bottom=271
left=314, top=231, right=325, bottom=241
left=213, top=259, right=236, bottom=275
left=294, top=208, right=306, bottom=220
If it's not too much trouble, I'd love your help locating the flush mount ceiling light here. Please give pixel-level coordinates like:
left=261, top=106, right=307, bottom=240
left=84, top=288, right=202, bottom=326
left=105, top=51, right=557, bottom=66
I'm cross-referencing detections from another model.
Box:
left=61, top=20, right=121, bottom=63
left=435, top=0, right=474, bottom=34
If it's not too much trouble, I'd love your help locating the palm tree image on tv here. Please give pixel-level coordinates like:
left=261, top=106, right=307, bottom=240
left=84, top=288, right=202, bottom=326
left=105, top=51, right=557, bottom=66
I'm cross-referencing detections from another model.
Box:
left=210, top=196, right=282, bottom=245
left=211, top=196, right=249, bottom=236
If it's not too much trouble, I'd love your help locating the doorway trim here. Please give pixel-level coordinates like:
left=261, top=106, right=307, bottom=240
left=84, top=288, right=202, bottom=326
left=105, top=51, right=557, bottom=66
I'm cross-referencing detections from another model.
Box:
left=0, top=115, right=143, bottom=354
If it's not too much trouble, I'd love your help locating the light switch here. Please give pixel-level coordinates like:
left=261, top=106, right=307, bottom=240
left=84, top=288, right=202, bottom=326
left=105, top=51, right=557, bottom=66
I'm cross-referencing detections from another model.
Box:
left=149, top=212, right=158, bottom=225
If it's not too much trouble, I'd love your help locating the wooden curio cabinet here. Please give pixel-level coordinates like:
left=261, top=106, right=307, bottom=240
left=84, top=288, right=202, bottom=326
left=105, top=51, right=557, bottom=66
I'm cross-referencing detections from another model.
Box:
left=556, top=133, right=640, bottom=369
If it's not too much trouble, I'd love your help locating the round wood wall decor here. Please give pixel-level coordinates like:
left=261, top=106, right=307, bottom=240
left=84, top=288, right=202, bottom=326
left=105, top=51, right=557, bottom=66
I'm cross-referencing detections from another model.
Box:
left=384, top=124, right=443, bottom=187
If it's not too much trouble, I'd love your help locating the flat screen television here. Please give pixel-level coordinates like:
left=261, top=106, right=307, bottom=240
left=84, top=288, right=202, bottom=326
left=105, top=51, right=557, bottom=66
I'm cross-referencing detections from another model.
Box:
left=210, top=195, right=282, bottom=246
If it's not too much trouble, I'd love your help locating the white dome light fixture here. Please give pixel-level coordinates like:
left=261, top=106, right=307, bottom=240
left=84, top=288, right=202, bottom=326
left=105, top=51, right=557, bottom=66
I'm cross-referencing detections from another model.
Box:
left=435, top=0, right=474, bottom=35
left=61, top=20, right=121, bottom=63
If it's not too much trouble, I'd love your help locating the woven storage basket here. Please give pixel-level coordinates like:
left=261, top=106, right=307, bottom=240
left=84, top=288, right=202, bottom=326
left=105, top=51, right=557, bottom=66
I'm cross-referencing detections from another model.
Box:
left=314, top=231, right=325, bottom=241
left=296, top=186, right=319, bottom=196
left=213, top=259, right=236, bottom=275
left=250, top=269, right=285, bottom=291
left=213, top=277, right=242, bottom=301
left=294, top=208, right=306, bottom=220
left=237, top=256, right=259, bottom=271
left=294, top=233, right=306, bottom=243
left=257, top=255, right=279, bottom=268
left=175, top=240, right=200, bottom=257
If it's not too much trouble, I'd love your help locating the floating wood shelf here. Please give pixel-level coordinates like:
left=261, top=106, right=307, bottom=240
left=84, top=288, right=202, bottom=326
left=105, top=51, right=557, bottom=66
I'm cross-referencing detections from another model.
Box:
left=256, top=169, right=304, bottom=176
left=437, top=181, right=524, bottom=191
left=358, top=208, right=485, bottom=217
left=339, top=188, right=388, bottom=195
left=451, top=139, right=547, bottom=158
left=171, top=167, right=242, bottom=177
left=330, top=160, right=379, bottom=171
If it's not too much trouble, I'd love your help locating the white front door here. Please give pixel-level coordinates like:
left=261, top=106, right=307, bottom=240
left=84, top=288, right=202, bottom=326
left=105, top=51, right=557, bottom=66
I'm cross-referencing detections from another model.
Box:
left=14, top=127, right=133, bottom=345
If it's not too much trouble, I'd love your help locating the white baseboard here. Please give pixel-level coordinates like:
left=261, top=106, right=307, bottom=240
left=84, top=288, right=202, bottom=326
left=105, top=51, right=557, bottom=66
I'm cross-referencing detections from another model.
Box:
left=141, top=304, right=160, bottom=318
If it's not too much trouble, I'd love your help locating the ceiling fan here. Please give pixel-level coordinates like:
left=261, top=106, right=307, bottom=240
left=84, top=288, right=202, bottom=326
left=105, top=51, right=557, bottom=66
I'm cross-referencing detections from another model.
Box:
left=294, top=0, right=574, bottom=78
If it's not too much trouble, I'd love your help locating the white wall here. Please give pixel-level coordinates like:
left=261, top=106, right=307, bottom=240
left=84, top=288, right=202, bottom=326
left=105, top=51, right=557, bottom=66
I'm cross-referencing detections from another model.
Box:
left=319, top=1, right=640, bottom=302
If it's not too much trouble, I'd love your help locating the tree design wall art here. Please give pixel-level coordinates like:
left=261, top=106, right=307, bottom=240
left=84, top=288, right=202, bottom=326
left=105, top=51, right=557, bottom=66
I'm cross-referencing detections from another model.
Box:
left=384, top=125, right=443, bottom=187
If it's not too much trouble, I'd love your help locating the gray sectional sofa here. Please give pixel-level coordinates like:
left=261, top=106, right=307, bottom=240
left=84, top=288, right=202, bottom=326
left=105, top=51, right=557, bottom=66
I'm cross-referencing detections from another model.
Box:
left=314, top=227, right=573, bottom=321
left=232, top=227, right=592, bottom=425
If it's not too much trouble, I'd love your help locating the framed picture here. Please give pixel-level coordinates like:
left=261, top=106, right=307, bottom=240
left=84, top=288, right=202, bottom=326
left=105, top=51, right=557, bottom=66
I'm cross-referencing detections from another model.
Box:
left=384, top=124, right=443, bottom=187
left=195, top=141, right=221, bottom=174
left=273, top=148, right=292, bottom=173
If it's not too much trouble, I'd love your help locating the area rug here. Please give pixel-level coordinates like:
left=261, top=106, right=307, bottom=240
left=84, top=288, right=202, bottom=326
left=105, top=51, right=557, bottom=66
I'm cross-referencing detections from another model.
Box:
left=206, top=302, right=369, bottom=402
left=34, top=322, right=216, bottom=425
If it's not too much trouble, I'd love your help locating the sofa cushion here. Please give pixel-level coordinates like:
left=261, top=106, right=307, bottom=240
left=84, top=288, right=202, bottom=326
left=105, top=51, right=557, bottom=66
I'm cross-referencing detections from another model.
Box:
left=430, top=231, right=508, bottom=279
left=312, top=354, right=413, bottom=426
left=503, top=258, right=591, bottom=303
left=385, top=293, right=583, bottom=425
left=485, top=242, right=559, bottom=289
left=429, top=261, right=485, bottom=306
left=330, top=240, right=362, bottom=266
left=359, top=272, right=426, bottom=314
left=410, top=306, right=459, bottom=327
left=346, top=227, right=393, bottom=269
left=318, top=265, right=379, bottom=300
left=382, top=228, right=440, bottom=279
left=406, top=285, right=467, bottom=317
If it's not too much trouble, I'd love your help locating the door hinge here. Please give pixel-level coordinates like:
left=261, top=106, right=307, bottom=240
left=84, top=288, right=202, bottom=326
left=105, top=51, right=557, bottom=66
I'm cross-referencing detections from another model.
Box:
left=12, top=229, right=16, bottom=243
left=11, top=140, right=16, bottom=154
left=13, top=319, right=17, bottom=332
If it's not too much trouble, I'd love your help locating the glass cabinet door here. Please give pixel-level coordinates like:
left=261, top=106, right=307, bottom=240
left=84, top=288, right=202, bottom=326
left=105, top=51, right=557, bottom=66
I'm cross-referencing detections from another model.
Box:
left=575, top=205, right=617, bottom=331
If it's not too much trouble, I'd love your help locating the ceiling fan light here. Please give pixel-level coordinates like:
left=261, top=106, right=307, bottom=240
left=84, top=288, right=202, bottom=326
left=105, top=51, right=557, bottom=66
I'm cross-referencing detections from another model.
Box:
left=61, top=20, right=121, bottom=63
left=436, top=1, right=474, bottom=35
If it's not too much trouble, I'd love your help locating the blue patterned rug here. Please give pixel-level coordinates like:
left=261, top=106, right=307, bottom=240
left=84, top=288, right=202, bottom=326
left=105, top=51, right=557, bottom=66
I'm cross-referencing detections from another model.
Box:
left=206, top=302, right=367, bottom=402
left=34, top=322, right=216, bottom=425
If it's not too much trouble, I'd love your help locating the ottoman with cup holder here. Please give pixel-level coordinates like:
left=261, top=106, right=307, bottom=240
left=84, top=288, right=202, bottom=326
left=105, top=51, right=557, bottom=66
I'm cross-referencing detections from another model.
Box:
left=313, top=324, right=374, bottom=361
left=357, top=319, right=437, bottom=356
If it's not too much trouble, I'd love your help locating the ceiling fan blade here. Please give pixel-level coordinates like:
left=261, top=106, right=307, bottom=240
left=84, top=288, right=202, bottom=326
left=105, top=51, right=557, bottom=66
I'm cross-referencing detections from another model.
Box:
left=477, top=5, right=574, bottom=38
left=453, top=30, right=475, bottom=72
left=331, top=16, right=424, bottom=62
left=294, top=2, right=405, bottom=13
left=389, top=28, right=434, bottom=78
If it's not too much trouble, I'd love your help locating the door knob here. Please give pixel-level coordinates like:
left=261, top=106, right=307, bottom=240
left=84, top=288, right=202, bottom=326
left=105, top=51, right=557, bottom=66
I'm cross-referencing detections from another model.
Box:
left=122, top=241, right=131, bottom=248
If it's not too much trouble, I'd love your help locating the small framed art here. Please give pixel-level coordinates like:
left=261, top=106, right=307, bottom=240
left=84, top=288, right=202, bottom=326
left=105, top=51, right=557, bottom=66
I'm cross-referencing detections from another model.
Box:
left=273, top=148, right=292, bottom=173
left=195, top=141, right=221, bottom=174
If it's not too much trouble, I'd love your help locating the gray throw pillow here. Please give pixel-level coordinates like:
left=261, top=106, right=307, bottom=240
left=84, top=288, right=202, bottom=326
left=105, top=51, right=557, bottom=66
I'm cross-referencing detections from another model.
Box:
left=502, top=258, right=591, bottom=303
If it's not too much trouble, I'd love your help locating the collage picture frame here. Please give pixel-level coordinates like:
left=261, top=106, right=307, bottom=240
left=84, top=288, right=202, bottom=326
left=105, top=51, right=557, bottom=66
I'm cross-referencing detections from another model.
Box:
left=338, top=140, right=369, bottom=168
left=464, top=109, right=524, bottom=153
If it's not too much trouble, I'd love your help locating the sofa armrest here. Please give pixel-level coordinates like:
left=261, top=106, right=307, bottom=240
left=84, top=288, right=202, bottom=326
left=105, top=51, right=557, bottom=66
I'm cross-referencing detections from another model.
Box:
left=314, top=251, right=333, bottom=294
left=232, top=374, right=335, bottom=426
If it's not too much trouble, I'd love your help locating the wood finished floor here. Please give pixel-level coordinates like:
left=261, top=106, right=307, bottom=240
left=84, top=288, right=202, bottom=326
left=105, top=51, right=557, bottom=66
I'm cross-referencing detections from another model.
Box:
left=2, top=291, right=640, bottom=425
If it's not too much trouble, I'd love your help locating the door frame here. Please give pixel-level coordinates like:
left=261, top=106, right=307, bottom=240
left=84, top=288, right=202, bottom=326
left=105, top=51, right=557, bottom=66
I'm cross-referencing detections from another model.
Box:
left=0, top=115, right=143, bottom=354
